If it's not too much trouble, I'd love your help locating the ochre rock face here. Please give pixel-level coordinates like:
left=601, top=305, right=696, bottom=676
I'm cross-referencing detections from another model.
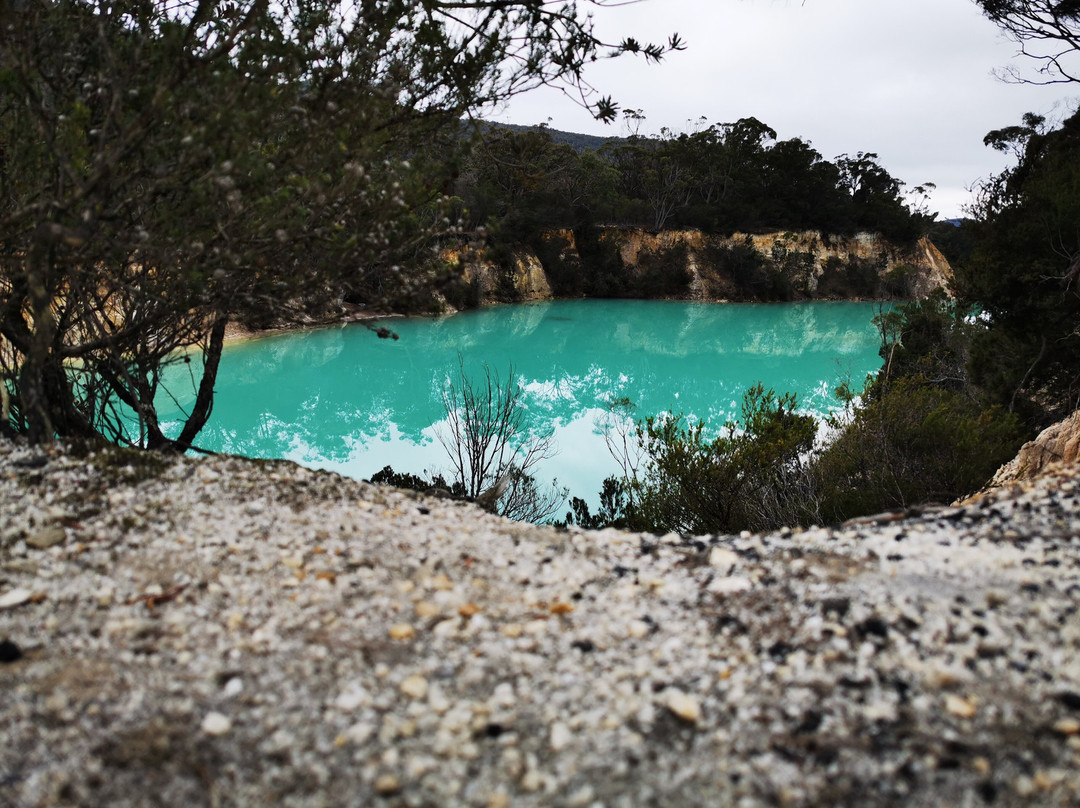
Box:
left=447, top=228, right=953, bottom=306
left=986, top=408, right=1080, bottom=488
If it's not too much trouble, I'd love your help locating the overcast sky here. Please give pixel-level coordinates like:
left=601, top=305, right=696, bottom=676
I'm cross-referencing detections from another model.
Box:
left=491, top=0, right=1077, bottom=219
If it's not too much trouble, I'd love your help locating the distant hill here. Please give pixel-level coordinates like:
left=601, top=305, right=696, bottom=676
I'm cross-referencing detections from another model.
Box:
left=481, top=121, right=620, bottom=153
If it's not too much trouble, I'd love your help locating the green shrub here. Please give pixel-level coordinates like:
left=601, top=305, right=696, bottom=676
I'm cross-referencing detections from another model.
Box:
left=621, top=384, right=818, bottom=535
left=811, top=375, right=1026, bottom=523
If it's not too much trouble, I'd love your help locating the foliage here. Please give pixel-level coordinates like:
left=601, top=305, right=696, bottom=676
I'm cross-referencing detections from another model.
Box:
left=561, top=476, right=633, bottom=530
left=959, top=108, right=1080, bottom=423
left=975, top=0, right=1080, bottom=84
left=811, top=375, right=1026, bottom=523
left=454, top=115, right=930, bottom=253
left=0, top=0, right=681, bottom=448
left=369, top=465, right=463, bottom=497
left=437, top=358, right=566, bottom=523
left=873, top=292, right=981, bottom=391
left=613, top=384, right=818, bottom=535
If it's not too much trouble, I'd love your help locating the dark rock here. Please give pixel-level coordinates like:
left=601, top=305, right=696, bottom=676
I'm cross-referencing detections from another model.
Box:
left=819, top=597, right=850, bottom=618
left=0, top=639, right=22, bottom=663
left=767, top=641, right=793, bottom=662
left=795, top=710, right=823, bottom=734
left=856, top=616, right=890, bottom=639
left=1057, top=691, right=1080, bottom=711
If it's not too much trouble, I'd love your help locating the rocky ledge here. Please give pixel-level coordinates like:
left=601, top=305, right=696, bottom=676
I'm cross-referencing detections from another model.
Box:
left=1, top=438, right=1079, bottom=807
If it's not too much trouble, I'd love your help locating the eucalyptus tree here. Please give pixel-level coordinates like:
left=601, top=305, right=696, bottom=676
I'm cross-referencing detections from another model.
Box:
left=0, top=0, right=681, bottom=448
left=962, top=108, right=1080, bottom=421
left=975, top=0, right=1080, bottom=83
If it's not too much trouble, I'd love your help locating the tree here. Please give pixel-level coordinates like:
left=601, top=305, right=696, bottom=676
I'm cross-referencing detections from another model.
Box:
left=437, top=359, right=566, bottom=523
left=961, top=108, right=1080, bottom=421
left=975, top=0, right=1080, bottom=84
left=0, top=0, right=682, bottom=447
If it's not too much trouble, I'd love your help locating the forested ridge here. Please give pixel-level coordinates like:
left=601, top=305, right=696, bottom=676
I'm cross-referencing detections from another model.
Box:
left=458, top=117, right=933, bottom=242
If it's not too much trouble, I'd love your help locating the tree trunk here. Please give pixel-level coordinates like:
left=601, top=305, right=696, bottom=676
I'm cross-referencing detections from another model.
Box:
left=170, top=315, right=228, bottom=452
left=22, top=243, right=57, bottom=445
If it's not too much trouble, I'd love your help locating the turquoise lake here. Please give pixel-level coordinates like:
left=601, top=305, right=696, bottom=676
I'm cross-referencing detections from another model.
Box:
left=159, top=300, right=888, bottom=510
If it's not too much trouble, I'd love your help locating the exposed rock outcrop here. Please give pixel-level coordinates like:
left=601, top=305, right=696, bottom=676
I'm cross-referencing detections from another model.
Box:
left=448, top=228, right=952, bottom=306
left=452, top=246, right=553, bottom=303
left=985, top=407, right=1080, bottom=488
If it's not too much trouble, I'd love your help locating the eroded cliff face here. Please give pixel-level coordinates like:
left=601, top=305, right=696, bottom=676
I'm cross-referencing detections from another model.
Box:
left=449, top=246, right=553, bottom=304
left=983, top=408, right=1080, bottom=490
left=446, top=228, right=952, bottom=306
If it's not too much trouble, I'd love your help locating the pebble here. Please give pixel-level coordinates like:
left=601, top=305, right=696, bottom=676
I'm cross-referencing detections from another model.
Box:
left=415, top=601, right=441, bottom=618
left=374, top=775, right=400, bottom=795
left=0, top=639, right=22, bottom=663
left=944, top=695, right=977, bottom=719
left=25, top=526, right=66, bottom=549
left=708, top=547, right=740, bottom=570
left=1052, top=718, right=1080, bottom=736
left=335, top=687, right=369, bottom=711
left=708, top=576, right=752, bottom=596
left=0, top=588, right=33, bottom=609
left=400, top=675, right=429, bottom=700
left=549, top=722, right=573, bottom=751
left=201, top=712, right=232, bottom=735
left=662, top=689, right=702, bottom=724
left=389, top=623, right=416, bottom=640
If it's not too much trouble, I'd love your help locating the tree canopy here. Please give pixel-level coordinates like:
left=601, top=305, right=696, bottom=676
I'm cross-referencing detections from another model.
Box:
left=0, top=0, right=680, bottom=448
left=976, top=0, right=1080, bottom=83
left=455, top=116, right=929, bottom=242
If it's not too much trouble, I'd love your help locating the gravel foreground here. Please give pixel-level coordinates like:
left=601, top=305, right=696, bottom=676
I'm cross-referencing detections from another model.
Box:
left=2, top=438, right=1079, bottom=808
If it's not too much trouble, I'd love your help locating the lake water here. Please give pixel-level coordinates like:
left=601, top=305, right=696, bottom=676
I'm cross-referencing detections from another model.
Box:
left=159, top=300, right=888, bottom=510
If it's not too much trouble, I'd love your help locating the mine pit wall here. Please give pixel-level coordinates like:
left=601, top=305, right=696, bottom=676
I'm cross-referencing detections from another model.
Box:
left=448, top=228, right=952, bottom=306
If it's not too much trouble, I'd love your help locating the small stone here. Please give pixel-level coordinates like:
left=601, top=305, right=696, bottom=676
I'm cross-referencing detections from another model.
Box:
left=708, top=547, right=740, bottom=570
left=414, top=601, right=441, bottom=618
left=549, top=602, right=574, bottom=615
left=389, top=623, right=416, bottom=640
left=945, top=694, right=977, bottom=719
left=520, top=770, right=542, bottom=792
left=708, top=576, right=752, bottom=596
left=0, top=588, right=33, bottom=610
left=458, top=602, right=481, bottom=617
left=1052, top=717, right=1080, bottom=736
left=281, top=555, right=304, bottom=569
left=501, top=623, right=524, bottom=638
left=549, top=722, right=572, bottom=751
left=1014, top=776, right=1035, bottom=797
left=335, top=687, right=369, bottom=711
left=26, top=526, right=66, bottom=550
left=487, top=793, right=510, bottom=808
left=400, top=675, right=428, bottom=700
left=432, top=619, right=458, bottom=637
left=0, top=639, right=22, bottom=664
left=663, top=689, right=702, bottom=723
left=201, top=711, right=232, bottom=735
left=345, top=721, right=375, bottom=745
left=429, top=574, right=454, bottom=591
left=374, top=775, right=400, bottom=795
left=627, top=620, right=650, bottom=639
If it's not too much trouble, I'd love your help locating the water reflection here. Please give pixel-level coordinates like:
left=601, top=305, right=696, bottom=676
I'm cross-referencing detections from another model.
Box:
left=158, top=300, right=886, bottom=505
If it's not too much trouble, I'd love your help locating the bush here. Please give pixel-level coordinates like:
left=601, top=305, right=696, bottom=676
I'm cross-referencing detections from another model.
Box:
left=811, top=375, right=1026, bottom=523
left=612, top=384, right=818, bottom=535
